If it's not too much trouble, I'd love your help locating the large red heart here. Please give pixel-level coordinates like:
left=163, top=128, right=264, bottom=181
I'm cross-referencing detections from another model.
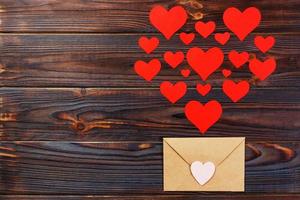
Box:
left=149, top=6, right=187, bottom=40
left=185, top=100, right=223, bottom=134
left=223, top=7, right=261, bottom=41
left=187, top=47, right=224, bottom=81
left=254, top=36, right=275, bottom=53
left=134, top=59, right=161, bottom=81
left=164, top=51, right=184, bottom=68
left=223, top=80, right=250, bottom=102
left=179, top=32, right=195, bottom=45
left=196, top=83, right=211, bottom=96
left=138, top=36, right=159, bottom=54
left=195, top=21, right=216, bottom=38
left=249, top=58, right=276, bottom=80
left=228, top=50, right=249, bottom=68
left=160, top=81, right=187, bottom=103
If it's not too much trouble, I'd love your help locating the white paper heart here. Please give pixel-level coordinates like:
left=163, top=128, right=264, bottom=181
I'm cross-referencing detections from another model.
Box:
left=190, top=161, right=215, bottom=185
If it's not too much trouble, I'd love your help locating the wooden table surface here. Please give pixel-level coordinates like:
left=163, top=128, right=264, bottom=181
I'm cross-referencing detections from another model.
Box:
left=0, top=0, right=299, bottom=199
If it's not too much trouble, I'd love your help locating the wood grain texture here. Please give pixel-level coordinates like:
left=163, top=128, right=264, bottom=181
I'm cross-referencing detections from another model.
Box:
left=0, top=141, right=299, bottom=194
left=0, top=88, right=299, bottom=141
left=0, top=0, right=299, bottom=33
left=2, top=195, right=300, bottom=200
left=0, top=34, right=299, bottom=87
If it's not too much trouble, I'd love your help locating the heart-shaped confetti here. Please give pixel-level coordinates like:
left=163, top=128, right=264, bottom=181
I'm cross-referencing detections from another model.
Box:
left=195, top=21, right=216, bottom=38
left=180, top=32, right=195, bottom=45
left=160, top=81, right=187, bottom=103
left=150, top=6, right=187, bottom=40
left=223, top=80, right=250, bottom=102
left=138, top=36, right=159, bottom=54
left=254, top=36, right=275, bottom=53
left=214, top=32, right=230, bottom=45
left=134, top=5, right=276, bottom=134
left=187, top=47, right=224, bottom=81
left=223, top=7, right=261, bottom=41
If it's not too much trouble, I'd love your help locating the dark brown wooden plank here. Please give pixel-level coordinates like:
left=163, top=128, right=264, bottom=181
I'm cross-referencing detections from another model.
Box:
left=0, top=141, right=299, bottom=194
left=0, top=88, right=299, bottom=141
left=0, top=0, right=299, bottom=33
left=0, top=34, right=299, bottom=87
left=1, top=194, right=300, bottom=200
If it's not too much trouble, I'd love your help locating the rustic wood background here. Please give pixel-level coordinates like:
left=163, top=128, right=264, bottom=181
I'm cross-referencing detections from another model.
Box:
left=0, top=0, right=299, bottom=199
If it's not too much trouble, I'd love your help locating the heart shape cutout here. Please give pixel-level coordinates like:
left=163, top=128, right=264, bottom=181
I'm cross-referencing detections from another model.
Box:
left=223, top=80, right=250, bottom=102
left=185, top=100, right=223, bottom=134
left=134, top=59, right=161, bottom=81
left=223, top=7, right=261, bottom=41
left=138, top=36, right=159, bottom=54
left=249, top=58, right=276, bottom=80
left=254, top=36, right=275, bottom=53
left=195, top=21, right=216, bottom=38
left=214, top=32, right=230, bottom=45
left=228, top=50, right=249, bottom=68
left=196, top=83, right=211, bottom=96
left=181, top=69, right=191, bottom=77
left=179, top=32, right=195, bottom=45
left=222, top=69, right=232, bottom=77
left=187, top=47, right=224, bottom=81
left=164, top=51, right=184, bottom=68
left=191, top=161, right=216, bottom=185
left=150, top=6, right=187, bottom=40
left=160, top=81, right=187, bottom=103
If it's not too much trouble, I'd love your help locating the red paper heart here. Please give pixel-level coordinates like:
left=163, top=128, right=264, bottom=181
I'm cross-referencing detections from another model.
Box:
left=160, top=81, right=187, bottom=103
left=164, top=51, right=184, bottom=68
left=195, top=21, right=216, bottom=38
left=134, top=59, right=161, bottom=81
left=149, top=6, right=187, bottom=40
left=181, top=69, right=191, bottom=77
left=179, top=32, right=195, bottom=45
left=138, top=36, right=159, bottom=54
left=254, top=36, right=275, bottom=53
left=228, top=50, right=249, bottom=68
left=196, top=83, right=211, bottom=96
left=214, top=32, right=230, bottom=45
left=223, top=7, right=261, bottom=41
left=249, top=58, right=276, bottom=80
left=222, top=69, right=232, bottom=77
left=185, top=100, right=223, bottom=134
left=187, top=47, right=224, bottom=81
left=222, top=80, right=250, bottom=102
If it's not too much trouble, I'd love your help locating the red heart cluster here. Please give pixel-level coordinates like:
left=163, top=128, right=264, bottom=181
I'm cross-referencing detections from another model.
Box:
left=134, top=5, right=276, bottom=134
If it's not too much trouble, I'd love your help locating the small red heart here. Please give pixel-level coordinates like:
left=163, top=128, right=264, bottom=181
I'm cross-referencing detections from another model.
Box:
left=222, top=80, right=250, bottom=102
left=196, top=83, right=211, bottom=96
left=134, top=59, right=161, bottom=81
left=164, top=51, right=184, bottom=68
left=179, top=32, right=195, bottom=45
left=181, top=69, right=191, bottom=77
left=223, top=7, right=261, bottom=41
left=185, top=100, right=223, bottom=134
left=160, top=81, right=187, bottom=103
left=214, top=32, right=230, bottom=45
left=195, top=21, right=216, bottom=38
left=150, top=6, right=187, bottom=40
left=228, top=50, right=249, bottom=68
left=254, top=36, right=275, bottom=53
left=222, top=69, right=232, bottom=77
left=138, top=36, right=159, bottom=54
left=249, top=58, right=276, bottom=80
left=187, top=47, right=224, bottom=81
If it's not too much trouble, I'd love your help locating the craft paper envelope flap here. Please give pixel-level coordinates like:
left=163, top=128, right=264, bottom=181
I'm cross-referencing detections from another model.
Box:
left=163, top=137, right=245, bottom=191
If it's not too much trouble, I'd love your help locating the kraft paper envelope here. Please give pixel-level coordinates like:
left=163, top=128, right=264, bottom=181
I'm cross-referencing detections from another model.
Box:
left=163, top=137, right=245, bottom=191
